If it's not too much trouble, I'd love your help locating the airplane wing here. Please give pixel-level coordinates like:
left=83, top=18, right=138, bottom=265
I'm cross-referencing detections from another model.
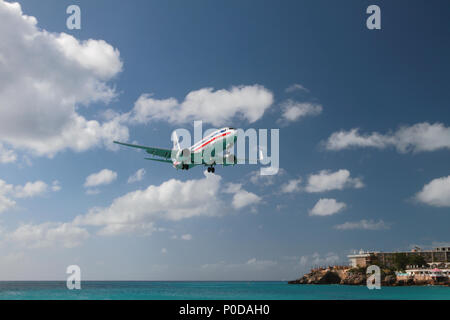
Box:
left=114, top=141, right=173, bottom=159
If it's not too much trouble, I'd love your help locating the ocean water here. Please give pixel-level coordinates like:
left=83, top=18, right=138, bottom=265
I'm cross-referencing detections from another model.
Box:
left=0, top=281, right=449, bottom=300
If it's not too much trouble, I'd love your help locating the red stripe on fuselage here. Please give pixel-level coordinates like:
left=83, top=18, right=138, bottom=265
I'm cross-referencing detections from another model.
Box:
left=193, top=132, right=231, bottom=152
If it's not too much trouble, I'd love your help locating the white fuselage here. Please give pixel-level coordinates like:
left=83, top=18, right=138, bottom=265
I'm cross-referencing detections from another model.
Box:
left=172, top=127, right=237, bottom=169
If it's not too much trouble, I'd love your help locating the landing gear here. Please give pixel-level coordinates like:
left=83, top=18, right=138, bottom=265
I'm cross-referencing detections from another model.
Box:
left=182, top=164, right=189, bottom=170
left=207, top=166, right=215, bottom=173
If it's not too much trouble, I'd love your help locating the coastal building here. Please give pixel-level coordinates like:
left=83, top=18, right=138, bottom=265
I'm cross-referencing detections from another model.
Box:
left=395, top=267, right=450, bottom=283
left=348, top=246, right=450, bottom=268
left=347, top=250, right=376, bottom=268
left=404, top=267, right=450, bottom=279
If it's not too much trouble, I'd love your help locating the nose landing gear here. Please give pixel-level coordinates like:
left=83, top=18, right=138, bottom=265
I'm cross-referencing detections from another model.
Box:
left=207, top=166, right=215, bottom=173
left=181, top=164, right=189, bottom=170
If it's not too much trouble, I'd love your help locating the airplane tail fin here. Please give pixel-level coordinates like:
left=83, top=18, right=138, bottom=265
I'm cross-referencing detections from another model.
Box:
left=171, top=131, right=181, bottom=151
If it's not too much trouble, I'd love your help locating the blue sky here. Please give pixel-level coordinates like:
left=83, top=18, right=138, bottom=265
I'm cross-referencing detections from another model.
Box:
left=0, top=0, right=449, bottom=280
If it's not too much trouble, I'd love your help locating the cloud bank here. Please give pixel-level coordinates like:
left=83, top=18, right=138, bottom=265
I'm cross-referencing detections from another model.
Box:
left=0, top=0, right=128, bottom=159
left=415, top=175, right=450, bottom=207
left=325, top=122, right=450, bottom=153
left=6, top=222, right=89, bottom=248
left=0, top=179, right=54, bottom=213
left=127, top=168, right=146, bottom=184
left=309, top=198, right=346, bottom=216
left=74, top=172, right=224, bottom=235
left=84, top=169, right=118, bottom=188
left=278, top=100, right=322, bottom=123
left=129, top=85, right=274, bottom=126
left=305, top=169, right=363, bottom=193
left=334, top=219, right=390, bottom=230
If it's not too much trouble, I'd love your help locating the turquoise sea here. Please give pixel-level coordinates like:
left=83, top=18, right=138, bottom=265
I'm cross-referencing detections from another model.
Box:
left=0, top=281, right=449, bottom=300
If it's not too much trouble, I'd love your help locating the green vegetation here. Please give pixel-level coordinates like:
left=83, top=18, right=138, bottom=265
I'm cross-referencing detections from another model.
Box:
left=408, top=255, right=428, bottom=267
left=392, top=253, right=427, bottom=271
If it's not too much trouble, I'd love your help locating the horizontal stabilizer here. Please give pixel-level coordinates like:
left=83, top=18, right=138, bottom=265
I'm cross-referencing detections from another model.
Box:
left=144, top=157, right=173, bottom=163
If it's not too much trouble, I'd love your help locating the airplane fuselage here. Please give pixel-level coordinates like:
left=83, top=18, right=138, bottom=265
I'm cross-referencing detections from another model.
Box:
left=172, top=127, right=238, bottom=170
left=113, top=127, right=239, bottom=173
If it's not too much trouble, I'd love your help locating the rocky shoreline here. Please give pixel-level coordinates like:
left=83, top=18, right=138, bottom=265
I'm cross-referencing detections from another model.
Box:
left=288, top=266, right=450, bottom=286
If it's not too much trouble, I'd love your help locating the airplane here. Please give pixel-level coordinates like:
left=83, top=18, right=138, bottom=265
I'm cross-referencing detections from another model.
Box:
left=113, top=127, right=239, bottom=173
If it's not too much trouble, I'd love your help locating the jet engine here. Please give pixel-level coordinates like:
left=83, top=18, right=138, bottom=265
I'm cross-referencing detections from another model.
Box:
left=177, top=148, right=191, bottom=161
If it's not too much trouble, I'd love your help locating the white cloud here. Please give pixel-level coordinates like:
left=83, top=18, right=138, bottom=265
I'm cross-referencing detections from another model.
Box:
left=285, top=83, right=309, bottom=93
left=74, top=172, right=224, bottom=235
left=84, top=169, right=117, bottom=188
left=0, top=181, right=16, bottom=213
left=0, top=1, right=128, bottom=157
left=299, top=252, right=340, bottom=267
left=232, top=191, right=261, bottom=210
left=51, top=180, right=61, bottom=192
left=245, top=258, right=277, bottom=268
left=279, top=100, right=322, bottom=123
left=224, top=183, right=262, bottom=209
left=415, top=175, right=450, bottom=207
left=309, top=198, right=346, bottom=216
left=325, top=123, right=450, bottom=153
left=305, top=169, right=363, bottom=193
left=74, top=172, right=262, bottom=236
left=128, top=85, right=274, bottom=126
left=13, top=181, right=48, bottom=198
left=6, top=222, right=89, bottom=248
left=171, top=234, right=193, bottom=241
left=280, top=178, right=302, bottom=193
left=0, top=179, right=54, bottom=213
left=181, top=234, right=192, bottom=241
left=127, top=168, right=146, bottom=184
left=334, top=219, right=390, bottom=230
left=0, top=143, right=17, bottom=163
left=86, top=189, right=101, bottom=196
left=325, top=128, right=388, bottom=150
left=224, top=183, right=243, bottom=194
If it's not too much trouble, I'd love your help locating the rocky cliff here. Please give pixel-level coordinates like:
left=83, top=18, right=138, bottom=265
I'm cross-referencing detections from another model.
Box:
left=288, top=266, right=449, bottom=286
